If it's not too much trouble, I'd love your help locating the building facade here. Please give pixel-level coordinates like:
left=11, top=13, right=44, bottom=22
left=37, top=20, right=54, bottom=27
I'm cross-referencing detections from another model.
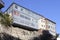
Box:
left=45, top=18, right=56, bottom=36
left=0, top=0, right=4, bottom=9
left=5, top=3, right=44, bottom=30
left=5, top=3, right=56, bottom=36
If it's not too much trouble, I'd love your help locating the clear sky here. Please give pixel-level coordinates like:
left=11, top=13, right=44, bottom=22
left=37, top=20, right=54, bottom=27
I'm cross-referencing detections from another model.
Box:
left=2, top=0, right=60, bottom=34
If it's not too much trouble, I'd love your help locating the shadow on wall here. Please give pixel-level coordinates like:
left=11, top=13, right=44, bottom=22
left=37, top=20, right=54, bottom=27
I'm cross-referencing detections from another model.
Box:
left=0, top=33, right=21, bottom=40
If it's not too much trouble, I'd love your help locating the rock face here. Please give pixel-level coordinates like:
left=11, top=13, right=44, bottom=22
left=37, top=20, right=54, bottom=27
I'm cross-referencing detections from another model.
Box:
left=0, top=33, right=21, bottom=40
left=0, top=24, right=40, bottom=40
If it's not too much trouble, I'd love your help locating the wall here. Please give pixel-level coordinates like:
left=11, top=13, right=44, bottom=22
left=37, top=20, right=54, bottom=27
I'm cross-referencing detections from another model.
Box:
left=0, top=24, right=39, bottom=40
left=45, top=19, right=56, bottom=36
left=38, top=17, right=46, bottom=30
left=5, top=3, right=43, bottom=29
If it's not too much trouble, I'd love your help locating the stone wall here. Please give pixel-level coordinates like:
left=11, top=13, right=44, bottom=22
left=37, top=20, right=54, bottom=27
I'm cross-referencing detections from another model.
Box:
left=0, top=33, right=21, bottom=40
left=0, top=24, right=40, bottom=40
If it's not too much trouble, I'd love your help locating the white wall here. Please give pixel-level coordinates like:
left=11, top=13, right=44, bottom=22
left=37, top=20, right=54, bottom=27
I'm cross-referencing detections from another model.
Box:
left=47, top=20, right=56, bottom=36
left=38, top=17, right=46, bottom=30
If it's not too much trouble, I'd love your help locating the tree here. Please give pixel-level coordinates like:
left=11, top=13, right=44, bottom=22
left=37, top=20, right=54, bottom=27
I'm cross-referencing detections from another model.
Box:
left=0, top=13, right=12, bottom=27
left=33, top=30, right=53, bottom=40
left=54, top=34, right=59, bottom=40
left=40, top=30, right=53, bottom=40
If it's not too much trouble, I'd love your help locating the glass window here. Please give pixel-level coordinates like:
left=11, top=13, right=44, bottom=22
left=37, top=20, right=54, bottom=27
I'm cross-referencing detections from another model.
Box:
left=48, top=26, right=50, bottom=28
left=20, top=14, right=30, bottom=20
left=15, top=5, right=18, bottom=9
left=51, top=26, right=52, bottom=28
left=44, top=25, right=45, bottom=27
left=41, top=25, right=43, bottom=27
left=31, top=23, right=35, bottom=26
left=25, top=16, right=30, bottom=20
left=20, top=14, right=25, bottom=18
left=21, top=8, right=23, bottom=11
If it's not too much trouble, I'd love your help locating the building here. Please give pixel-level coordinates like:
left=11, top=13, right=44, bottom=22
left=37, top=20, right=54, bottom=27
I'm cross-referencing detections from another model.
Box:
left=38, top=17, right=56, bottom=36
left=45, top=18, right=56, bottom=36
left=5, top=3, right=44, bottom=30
left=4, top=3, right=56, bottom=36
left=0, top=0, right=4, bottom=9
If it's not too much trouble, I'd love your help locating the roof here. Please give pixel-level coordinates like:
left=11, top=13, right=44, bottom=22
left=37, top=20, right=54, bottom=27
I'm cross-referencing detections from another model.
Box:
left=4, top=2, right=56, bottom=24
left=45, top=18, right=56, bottom=24
left=4, top=2, right=44, bottom=17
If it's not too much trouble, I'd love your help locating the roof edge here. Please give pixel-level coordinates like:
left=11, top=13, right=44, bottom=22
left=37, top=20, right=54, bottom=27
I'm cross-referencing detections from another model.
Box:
left=4, top=2, right=56, bottom=24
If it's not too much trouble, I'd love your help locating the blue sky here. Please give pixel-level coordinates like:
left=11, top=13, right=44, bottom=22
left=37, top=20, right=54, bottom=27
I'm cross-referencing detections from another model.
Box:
left=2, top=0, right=60, bottom=34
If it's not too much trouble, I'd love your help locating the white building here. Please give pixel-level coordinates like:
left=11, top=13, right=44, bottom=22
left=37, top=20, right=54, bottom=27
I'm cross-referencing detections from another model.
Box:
left=45, top=18, right=56, bottom=36
left=4, top=3, right=56, bottom=36
left=38, top=17, right=46, bottom=30
left=5, top=3, right=44, bottom=30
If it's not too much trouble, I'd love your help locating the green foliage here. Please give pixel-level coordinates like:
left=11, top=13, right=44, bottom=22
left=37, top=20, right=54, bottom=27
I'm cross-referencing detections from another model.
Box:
left=0, top=13, right=12, bottom=27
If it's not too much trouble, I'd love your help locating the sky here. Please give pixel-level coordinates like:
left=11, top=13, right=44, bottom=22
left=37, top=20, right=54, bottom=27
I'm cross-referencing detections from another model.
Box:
left=2, top=0, right=60, bottom=34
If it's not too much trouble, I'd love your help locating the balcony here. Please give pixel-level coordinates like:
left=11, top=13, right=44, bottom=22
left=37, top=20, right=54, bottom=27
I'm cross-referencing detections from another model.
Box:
left=0, top=0, right=4, bottom=9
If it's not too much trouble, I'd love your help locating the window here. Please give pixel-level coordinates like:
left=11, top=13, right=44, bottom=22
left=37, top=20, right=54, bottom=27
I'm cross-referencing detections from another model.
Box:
left=48, top=26, right=50, bottom=28
left=44, top=25, right=45, bottom=27
left=20, top=14, right=24, bottom=18
left=20, top=14, right=30, bottom=20
left=41, top=25, right=43, bottom=27
left=15, top=5, right=18, bottom=9
left=25, top=16, right=30, bottom=20
left=31, top=23, right=35, bottom=26
left=21, top=8, right=23, bottom=11
left=51, top=26, right=53, bottom=29
left=41, top=25, right=45, bottom=28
